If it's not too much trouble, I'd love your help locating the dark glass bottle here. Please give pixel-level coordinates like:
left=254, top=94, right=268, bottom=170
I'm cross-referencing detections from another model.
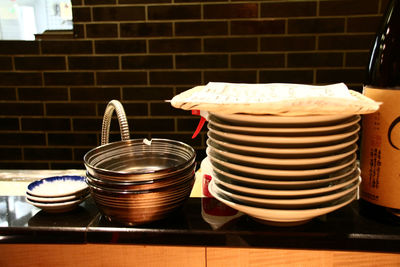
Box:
left=360, top=0, right=400, bottom=221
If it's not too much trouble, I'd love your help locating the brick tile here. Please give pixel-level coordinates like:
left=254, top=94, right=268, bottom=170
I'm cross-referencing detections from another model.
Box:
left=0, top=148, right=21, bottom=160
left=178, top=118, right=208, bottom=132
left=72, top=7, right=91, bottom=22
left=0, top=133, right=45, bottom=145
left=21, top=118, right=71, bottom=131
left=0, top=73, right=42, bottom=86
left=316, top=69, right=365, bottom=84
left=261, top=1, right=316, bottom=17
left=204, top=70, right=257, bottom=83
left=319, top=34, right=375, bottom=50
left=261, top=36, right=315, bottom=51
left=288, top=52, right=343, bottom=68
left=149, top=39, right=201, bottom=53
left=0, top=41, right=39, bottom=55
left=99, top=102, right=148, bottom=116
left=120, top=0, right=171, bottom=3
left=70, top=87, right=121, bottom=100
left=149, top=71, right=201, bottom=85
left=0, top=57, right=12, bottom=70
left=346, top=52, right=369, bottom=67
left=288, top=18, right=345, bottom=34
left=347, top=16, right=381, bottom=33
left=122, top=55, right=173, bottom=69
left=176, top=0, right=224, bottom=2
left=86, top=23, right=118, bottom=38
left=0, top=88, right=16, bottom=100
left=152, top=133, right=202, bottom=147
left=93, top=6, right=145, bottom=21
left=71, top=0, right=82, bottom=5
left=46, top=103, right=96, bottom=116
left=120, top=23, right=172, bottom=37
left=73, top=24, right=85, bottom=38
left=19, top=87, right=69, bottom=101
left=204, top=37, right=258, bottom=52
left=44, top=72, right=94, bottom=86
left=0, top=118, right=19, bottom=130
left=84, top=0, right=116, bottom=4
left=95, top=40, right=146, bottom=54
left=24, top=148, right=73, bottom=160
left=148, top=5, right=200, bottom=20
left=68, top=56, right=119, bottom=70
left=48, top=133, right=98, bottom=146
left=231, top=54, right=284, bottom=68
left=128, top=118, right=175, bottom=132
left=175, top=22, right=227, bottom=36
left=320, top=0, right=378, bottom=15
left=260, top=70, right=314, bottom=84
left=231, top=20, right=285, bottom=35
left=14, top=56, right=66, bottom=70
left=96, top=71, right=147, bottom=85
left=73, top=118, right=103, bottom=131
left=41, top=41, right=92, bottom=54
left=204, top=3, right=258, bottom=19
left=150, top=102, right=188, bottom=116
left=176, top=54, right=228, bottom=69
left=123, top=87, right=174, bottom=100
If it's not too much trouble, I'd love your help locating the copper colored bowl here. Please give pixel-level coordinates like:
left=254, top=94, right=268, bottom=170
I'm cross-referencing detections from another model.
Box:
left=88, top=176, right=195, bottom=225
left=85, top=162, right=196, bottom=191
left=83, top=100, right=197, bottom=225
left=84, top=138, right=196, bottom=183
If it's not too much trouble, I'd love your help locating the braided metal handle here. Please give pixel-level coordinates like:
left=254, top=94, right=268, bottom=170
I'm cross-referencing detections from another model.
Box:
left=101, top=100, right=130, bottom=145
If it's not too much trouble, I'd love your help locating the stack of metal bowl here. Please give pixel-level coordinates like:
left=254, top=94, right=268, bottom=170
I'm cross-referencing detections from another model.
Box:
left=84, top=100, right=196, bottom=225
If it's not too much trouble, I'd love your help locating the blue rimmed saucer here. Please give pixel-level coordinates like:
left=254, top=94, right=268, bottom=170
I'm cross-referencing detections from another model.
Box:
left=27, top=175, right=88, bottom=198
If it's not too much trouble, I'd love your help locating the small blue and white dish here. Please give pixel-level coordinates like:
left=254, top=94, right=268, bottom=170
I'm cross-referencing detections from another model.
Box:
left=27, top=175, right=88, bottom=198
left=26, top=194, right=90, bottom=213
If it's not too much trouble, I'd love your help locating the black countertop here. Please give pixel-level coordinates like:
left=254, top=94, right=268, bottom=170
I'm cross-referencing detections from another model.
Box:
left=1, top=196, right=400, bottom=253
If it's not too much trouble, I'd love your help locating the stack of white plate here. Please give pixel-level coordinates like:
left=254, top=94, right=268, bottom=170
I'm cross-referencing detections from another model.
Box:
left=26, top=176, right=90, bottom=213
left=206, top=113, right=361, bottom=226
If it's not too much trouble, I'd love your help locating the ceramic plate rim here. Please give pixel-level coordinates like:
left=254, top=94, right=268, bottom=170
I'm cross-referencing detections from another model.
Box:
left=212, top=169, right=360, bottom=197
left=208, top=124, right=360, bottom=145
left=208, top=181, right=357, bottom=223
left=211, top=161, right=358, bottom=189
left=207, top=151, right=357, bottom=179
left=211, top=178, right=360, bottom=208
left=211, top=113, right=354, bottom=125
left=27, top=175, right=88, bottom=198
left=208, top=114, right=360, bottom=134
left=207, top=132, right=359, bottom=156
left=207, top=140, right=357, bottom=167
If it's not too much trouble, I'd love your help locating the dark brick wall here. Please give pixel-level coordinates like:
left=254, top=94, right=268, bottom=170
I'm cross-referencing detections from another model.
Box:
left=0, top=0, right=388, bottom=169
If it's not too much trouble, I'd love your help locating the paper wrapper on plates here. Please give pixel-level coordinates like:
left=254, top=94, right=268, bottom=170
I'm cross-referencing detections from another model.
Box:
left=170, top=82, right=380, bottom=115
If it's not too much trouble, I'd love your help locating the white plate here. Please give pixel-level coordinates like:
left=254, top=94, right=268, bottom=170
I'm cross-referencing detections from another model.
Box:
left=211, top=178, right=360, bottom=209
left=209, top=115, right=360, bottom=135
left=207, top=140, right=357, bottom=168
left=26, top=195, right=89, bottom=213
left=208, top=123, right=360, bottom=146
left=26, top=189, right=89, bottom=203
left=207, top=150, right=357, bottom=180
left=211, top=113, right=354, bottom=125
left=212, top=169, right=360, bottom=198
left=27, top=176, right=88, bottom=198
left=211, top=161, right=358, bottom=189
left=209, top=180, right=357, bottom=225
left=208, top=132, right=359, bottom=157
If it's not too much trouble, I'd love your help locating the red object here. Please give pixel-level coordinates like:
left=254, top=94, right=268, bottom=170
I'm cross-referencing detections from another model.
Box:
left=191, top=110, right=206, bottom=139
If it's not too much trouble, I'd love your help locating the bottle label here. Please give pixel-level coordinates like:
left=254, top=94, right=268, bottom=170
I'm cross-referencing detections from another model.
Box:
left=360, top=87, right=400, bottom=209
